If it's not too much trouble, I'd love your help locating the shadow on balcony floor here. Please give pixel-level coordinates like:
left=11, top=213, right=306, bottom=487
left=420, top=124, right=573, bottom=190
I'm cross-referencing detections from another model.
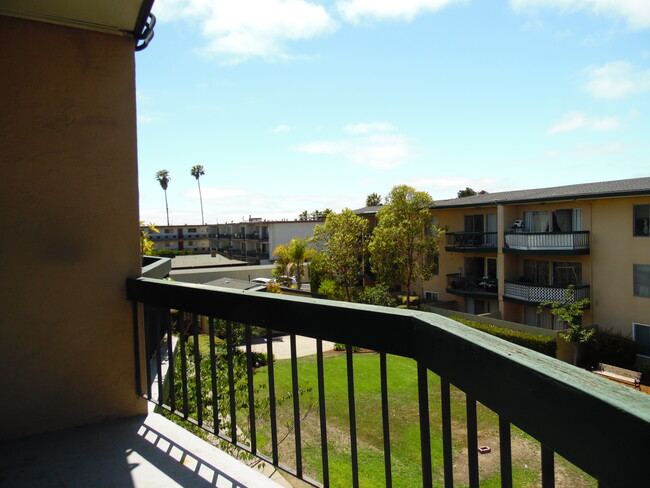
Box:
left=0, top=412, right=284, bottom=488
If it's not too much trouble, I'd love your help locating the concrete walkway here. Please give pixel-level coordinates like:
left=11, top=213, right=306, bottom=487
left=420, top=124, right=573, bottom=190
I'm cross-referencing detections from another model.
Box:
left=239, top=335, right=336, bottom=360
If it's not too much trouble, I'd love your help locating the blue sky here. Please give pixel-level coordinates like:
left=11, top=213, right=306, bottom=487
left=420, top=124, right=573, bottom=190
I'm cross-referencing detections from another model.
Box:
left=136, top=0, right=650, bottom=225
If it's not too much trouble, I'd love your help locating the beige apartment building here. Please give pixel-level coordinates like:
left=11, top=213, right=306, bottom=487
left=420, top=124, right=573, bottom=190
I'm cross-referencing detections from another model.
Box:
left=145, top=219, right=322, bottom=262
left=358, top=177, right=650, bottom=362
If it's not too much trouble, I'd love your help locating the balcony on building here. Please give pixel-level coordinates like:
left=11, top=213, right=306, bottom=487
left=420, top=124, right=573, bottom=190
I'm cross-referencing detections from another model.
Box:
left=445, top=232, right=498, bottom=252
left=504, top=280, right=590, bottom=305
left=504, top=230, right=590, bottom=255
left=445, top=273, right=498, bottom=298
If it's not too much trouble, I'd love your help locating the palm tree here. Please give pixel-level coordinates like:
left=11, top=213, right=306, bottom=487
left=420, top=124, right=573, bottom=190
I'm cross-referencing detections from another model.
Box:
left=155, top=169, right=171, bottom=226
left=273, top=238, right=316, bottom=288
left=366, top=192, right=382, bottom=206
left=191, top=164, right=206, bottom=224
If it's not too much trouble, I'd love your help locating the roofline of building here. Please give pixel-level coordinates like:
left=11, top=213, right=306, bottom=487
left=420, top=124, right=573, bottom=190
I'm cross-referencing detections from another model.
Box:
left=433, top=187, right=650, bottom=210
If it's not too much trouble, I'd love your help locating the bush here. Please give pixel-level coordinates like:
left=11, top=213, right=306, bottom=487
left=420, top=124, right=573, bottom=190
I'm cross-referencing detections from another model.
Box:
left=358, top=284, right=396, bottom=307
left=398, top=295, right=420, bottom=307
left=334, top=343, right=361, bottom=352
left=586, top=331, right=639, bottom=369
left=452, top=316, right=557, bottom=357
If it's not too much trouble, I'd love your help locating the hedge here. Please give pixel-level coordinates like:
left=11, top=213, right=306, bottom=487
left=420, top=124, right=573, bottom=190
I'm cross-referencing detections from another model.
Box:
left=451, top=316, right=557, bottom=357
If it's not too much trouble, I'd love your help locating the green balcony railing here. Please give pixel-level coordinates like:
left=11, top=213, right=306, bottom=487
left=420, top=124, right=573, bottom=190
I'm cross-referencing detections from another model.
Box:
left=128, top=277, right=649, bottom=488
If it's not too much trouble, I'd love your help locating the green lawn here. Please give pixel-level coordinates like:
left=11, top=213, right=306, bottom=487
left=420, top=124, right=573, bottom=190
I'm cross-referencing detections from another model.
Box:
left=245, top=351, right=596, bottom=488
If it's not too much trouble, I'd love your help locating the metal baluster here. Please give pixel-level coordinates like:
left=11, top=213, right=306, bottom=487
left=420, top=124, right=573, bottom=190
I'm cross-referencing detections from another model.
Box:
left=417, top=363, right=432, bottom=488
left=266, top=327, right=279, bottom=465
left=245, top=324, right=256, bottom=453
left=380, top=353, right=392, bottom=488
left=466, top=395, right=479, bottom=488
left=226, top=321, right=237, bottom=443
left=290, top=334, right=303, bottom=477
left=346, top=345, right=359, bottom=488
left=143, top=304, right=153, bottom=400
left=154, top=306, right=164, bottom=405
left=499, top=416, right=512, bottom=488
left=165, top=308, right=175, bottom=412
left=541, top=444, right=555, bottom=488
left=192, top=314, right=203, bottom=426
left=441, top=380, right=453, bottom=488
left=316, top=339, right=330, bottom=487
left=179, top=312, right=189, bottom=419
left=209, top=317, right=219, bottom=433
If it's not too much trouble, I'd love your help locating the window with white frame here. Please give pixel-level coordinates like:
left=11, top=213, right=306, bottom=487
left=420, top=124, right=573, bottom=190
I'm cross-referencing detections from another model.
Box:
left=634, top=264, right=650, bottom=297
left=633, top=323, right=650, bottom=357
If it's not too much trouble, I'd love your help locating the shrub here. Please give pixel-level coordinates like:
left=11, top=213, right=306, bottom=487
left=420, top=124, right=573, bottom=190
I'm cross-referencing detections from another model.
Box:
left=318, top=280, right=349, bottom=301
left=358, top=284, right=396, bottom=307
left=334, top=343, right=361, bottom=352
left=398, top=295, right=421, bottom=307
left=452, top=316, right=557, bottom=357
left=586, top=331, right=639, bottom=369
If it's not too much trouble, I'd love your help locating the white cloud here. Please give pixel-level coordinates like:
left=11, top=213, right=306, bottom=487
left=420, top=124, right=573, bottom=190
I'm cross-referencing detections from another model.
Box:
left=583, top=61, right=650, bottom=99
left=510, top=0, right=650, bottom=30
left=270, top=124, right=291, bottom=134
left=337, top=0, right=465, bottom=23
left=153, top=0, right=337, bottom=63
left=343, top=122, right=397, bottom=134
left=546, top=111, right=621, bottom=134
left=295, top=123, right=413, bottom=169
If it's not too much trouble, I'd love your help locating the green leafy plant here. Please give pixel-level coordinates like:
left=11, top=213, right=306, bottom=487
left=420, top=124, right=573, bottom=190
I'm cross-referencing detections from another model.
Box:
left=539, top=286, right=593, bottom=344
left=139, top=221, right=159, bottom=256
left=358, top=284, right=396, bottom=307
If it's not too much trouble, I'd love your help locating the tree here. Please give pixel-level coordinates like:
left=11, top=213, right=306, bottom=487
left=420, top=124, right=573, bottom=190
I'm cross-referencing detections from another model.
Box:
left=366, top=193, right=382, bottom=206
left=368, top=185, right=440, bottom=308
left=298, top=210, right=309, bottom=221
left=272, top=237, right=316, bottom=288
left=457, top=187, right=487, bottom=198
left=313, top=209, right=369, bottom=302
left=139, top=221, right=159, bottom=256
left=156, top=169, right=171, bottom=226
left=191, top=164, right=206, bottom=224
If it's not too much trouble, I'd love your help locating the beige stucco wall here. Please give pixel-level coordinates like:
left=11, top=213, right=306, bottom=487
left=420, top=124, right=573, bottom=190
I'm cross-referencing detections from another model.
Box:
left=590, top=196, right=650, bottom=338
left=0, top=16, right=145, bottom=441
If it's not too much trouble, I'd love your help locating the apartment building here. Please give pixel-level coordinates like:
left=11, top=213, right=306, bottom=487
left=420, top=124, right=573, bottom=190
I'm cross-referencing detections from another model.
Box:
left=357, top=177, right=650, bottom=361
left=145, top=219, right=322, bottom=262
left=148, top=224, right=214, bottom=253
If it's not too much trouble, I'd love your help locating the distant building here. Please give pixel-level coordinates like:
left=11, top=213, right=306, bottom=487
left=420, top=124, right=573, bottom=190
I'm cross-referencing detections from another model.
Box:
left=144, top=218, right=323, bottom=263
left=356, top=176, right=650, bottom=364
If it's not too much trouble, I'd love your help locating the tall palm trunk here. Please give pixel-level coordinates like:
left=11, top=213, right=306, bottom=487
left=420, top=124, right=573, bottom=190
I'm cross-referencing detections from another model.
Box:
left=197, top=178, right=204, bottom=224
left=164, top=189, right=170, bottom=226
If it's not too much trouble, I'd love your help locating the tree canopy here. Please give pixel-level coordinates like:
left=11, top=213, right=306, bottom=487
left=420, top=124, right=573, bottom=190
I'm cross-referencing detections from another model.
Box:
left=272, top=237, right=316, bottom=288
left=457, top=187, right=487, bottom=198
left=313, top=208, right=368, bottom=302
left=366, top=193, right=382, bottom=206
left=368, top=185, right=440, bottom=308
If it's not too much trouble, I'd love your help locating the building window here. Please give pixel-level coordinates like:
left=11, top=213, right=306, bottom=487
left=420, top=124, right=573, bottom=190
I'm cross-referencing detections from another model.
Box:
left=633, top=323, right=650, bottom=357
left=188, top=241, right=194, bottom=246
left=634, top=264, right=650, bottom=297
left=164, top=228, right=172, bottom=234
left=188, top=228, right=197, bottom=233
left=634, top=204, right=649, bottom=236
left=424, top=291, right=439, bottom=301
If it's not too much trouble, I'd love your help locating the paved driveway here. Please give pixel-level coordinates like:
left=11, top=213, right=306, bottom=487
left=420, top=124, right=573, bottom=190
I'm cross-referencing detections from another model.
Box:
left=239, top=334, right=336, bottom=360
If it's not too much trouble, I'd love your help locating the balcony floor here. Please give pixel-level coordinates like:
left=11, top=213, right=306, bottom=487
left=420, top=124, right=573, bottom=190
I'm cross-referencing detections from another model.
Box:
left=0, top=410, right=287, bottom=488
